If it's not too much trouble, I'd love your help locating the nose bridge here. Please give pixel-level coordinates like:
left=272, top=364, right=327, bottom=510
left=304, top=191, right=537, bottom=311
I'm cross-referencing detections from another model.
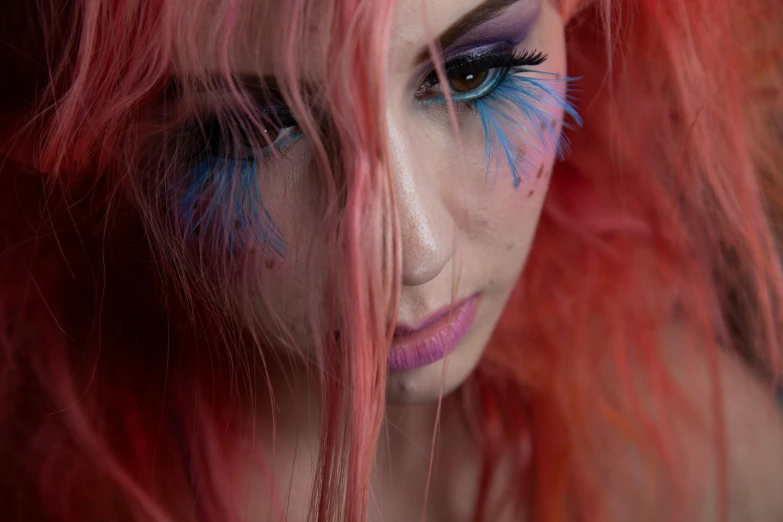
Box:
left=387, top=116, right=454, bottom=287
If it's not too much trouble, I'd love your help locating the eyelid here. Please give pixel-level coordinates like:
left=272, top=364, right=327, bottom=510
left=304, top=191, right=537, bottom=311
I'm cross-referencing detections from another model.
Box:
left=259, top=104, right=298, bottom=129
left=415, top=48, right=547, bottom=104
left=189, top=104, right=300, bottom=162
left=414, top=43, right=515, bottom=91
left=441, top=48, right=516, bottom=79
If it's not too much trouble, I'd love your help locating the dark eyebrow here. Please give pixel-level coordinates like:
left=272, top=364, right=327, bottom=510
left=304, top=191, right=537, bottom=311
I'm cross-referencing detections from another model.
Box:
left=414, top=0, right=524, bottom=64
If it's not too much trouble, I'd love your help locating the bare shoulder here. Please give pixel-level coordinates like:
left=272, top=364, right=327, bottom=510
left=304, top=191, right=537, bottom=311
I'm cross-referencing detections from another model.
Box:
left=659, top=323, right=783, bottom=522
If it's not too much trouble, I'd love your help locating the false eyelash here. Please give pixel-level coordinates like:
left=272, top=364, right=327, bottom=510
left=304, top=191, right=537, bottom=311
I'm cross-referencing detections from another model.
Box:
left=175, top=156, right=286, bottom=256
left=424, top=48, right=547, bottom=89
left=473, top=68, right=582, bottom=188
left=200, top=108, right=299, bottom=160
left=417, top=48, right=547, bottom=104
left=449, top=48, right=546, bottom=77
left=172, top=106, right=300, bottom=256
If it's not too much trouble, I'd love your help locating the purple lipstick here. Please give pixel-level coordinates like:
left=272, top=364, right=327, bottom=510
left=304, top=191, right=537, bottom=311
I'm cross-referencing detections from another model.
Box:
left=388, top=294, right=481, bottom=373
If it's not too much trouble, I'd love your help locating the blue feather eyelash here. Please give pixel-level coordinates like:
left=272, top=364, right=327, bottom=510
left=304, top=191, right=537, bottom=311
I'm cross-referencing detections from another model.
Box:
left=473, top=69, right=582, bottom=188
left=175, top=53, right=580, bottom=256
left=176, top=156, right=286, bottom=256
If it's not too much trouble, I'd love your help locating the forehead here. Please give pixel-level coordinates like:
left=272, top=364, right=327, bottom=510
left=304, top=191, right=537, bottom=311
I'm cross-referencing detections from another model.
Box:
left=181, top=0, right=540, bottom=77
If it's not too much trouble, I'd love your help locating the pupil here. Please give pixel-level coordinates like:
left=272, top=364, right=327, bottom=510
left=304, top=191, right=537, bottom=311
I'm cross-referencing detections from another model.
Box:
left=450, top=69, right=489, bottom=93
left=262, top=126, right=281, bottom=144
left=240, top=125, right=281, bottom=151
left=204, top=120, right=281, bottom=156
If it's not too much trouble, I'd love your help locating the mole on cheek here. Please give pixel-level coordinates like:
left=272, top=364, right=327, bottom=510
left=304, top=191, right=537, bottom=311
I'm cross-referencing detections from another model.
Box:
left=536, top=164, right=545, bottom=179
left=264, top=259, right=277, bottom=269
left=527, top=190, right=535, bottom=198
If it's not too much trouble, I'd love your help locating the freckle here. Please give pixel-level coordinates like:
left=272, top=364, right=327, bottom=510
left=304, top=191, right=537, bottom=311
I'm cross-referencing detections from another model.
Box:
left=536, top=164, right=545, bottom=179
left=264, top=259, right=276, bottom=269
left=528, top=190, right=535, bottom=198
left=234, top=220, right=240, bottom=229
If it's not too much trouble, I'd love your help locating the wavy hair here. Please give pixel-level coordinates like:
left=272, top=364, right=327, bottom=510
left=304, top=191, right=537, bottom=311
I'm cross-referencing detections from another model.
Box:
left=0, top=0, right=781, bottom=521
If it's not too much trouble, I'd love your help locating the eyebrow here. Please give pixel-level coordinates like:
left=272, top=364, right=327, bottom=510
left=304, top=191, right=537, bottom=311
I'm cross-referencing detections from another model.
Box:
left=414, top=0, right=524, bottom=64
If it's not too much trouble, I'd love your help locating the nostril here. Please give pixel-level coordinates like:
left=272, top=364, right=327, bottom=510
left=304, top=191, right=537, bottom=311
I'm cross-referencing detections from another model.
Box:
left=402, top=257, right=446, bottom=286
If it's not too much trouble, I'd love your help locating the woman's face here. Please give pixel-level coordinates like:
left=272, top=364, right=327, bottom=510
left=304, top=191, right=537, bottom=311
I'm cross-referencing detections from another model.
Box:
left=182, top=0, right=568, bottom=402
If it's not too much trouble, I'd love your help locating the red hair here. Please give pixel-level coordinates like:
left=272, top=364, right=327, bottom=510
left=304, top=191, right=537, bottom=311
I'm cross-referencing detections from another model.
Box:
left=0, top=0, right=782, bottom=521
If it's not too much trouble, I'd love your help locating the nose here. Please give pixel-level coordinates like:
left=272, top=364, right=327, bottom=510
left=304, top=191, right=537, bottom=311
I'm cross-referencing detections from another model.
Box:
left=387, top=118, right=455, bottom=287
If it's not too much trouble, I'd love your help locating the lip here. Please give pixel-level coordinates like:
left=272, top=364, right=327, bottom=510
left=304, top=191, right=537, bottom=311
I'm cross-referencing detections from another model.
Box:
left=388, top=294, right=481, bottom=373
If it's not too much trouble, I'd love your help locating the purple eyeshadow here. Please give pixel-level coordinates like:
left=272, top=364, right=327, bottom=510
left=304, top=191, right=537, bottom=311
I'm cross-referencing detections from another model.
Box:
left=446, top=1, right=541, bottom=56
left=412, top=0, right=542, bottom=83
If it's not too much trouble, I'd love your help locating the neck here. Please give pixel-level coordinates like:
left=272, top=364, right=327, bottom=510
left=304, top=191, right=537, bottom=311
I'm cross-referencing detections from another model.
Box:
left=243, top=360, right=482, bottom=522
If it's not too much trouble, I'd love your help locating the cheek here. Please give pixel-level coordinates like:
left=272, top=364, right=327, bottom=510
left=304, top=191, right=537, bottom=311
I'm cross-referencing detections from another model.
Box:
left=461, top=158, right=553, bottom=251
left=242, top=153, right=326, bottom=349
left=438, top=102, right=561, bottom=251
left=255, top=145, right=321, bottom=265
left=443, top=55, right=568, bottom=237
left=510, top=143, right=557, bottom=204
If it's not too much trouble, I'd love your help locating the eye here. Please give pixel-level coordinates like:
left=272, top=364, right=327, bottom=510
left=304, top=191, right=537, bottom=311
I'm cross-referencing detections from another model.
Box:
left=415, top=48, right=547, bottom=104
left=416, top=66, right=506, bottom=102
left=199, top=107, right=300, bottom=160
left=448, top=68, right=506, bottom=99
left=449, top=69, right=491, bottom=93
left=421, top=67, right=506, bottom=101
left=449, top=71, right=489, bottom=93
left=235, top=122, right=299, bottom=154
left=267, top=126, right=300, bottom=148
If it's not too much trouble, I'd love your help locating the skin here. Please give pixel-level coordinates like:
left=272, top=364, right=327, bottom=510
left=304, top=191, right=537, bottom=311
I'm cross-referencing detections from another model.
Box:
left=177, top=0, right=783, bottom=521
left=197, top=0, right=563, bottom=519
left=189, top=0, right=568, bottom=403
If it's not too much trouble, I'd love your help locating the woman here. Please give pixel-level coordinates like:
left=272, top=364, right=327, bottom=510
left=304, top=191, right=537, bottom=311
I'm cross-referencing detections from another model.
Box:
left=1, top=0, right=782, bottom=520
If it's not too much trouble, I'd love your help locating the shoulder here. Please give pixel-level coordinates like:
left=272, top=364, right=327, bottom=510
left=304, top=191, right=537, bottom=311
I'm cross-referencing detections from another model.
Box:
left=595, top=323, right=783, bottom=521
left=659, top=324, right=783, bottom=522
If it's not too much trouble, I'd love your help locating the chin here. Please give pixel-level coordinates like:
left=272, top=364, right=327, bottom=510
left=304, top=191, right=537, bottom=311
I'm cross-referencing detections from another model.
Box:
left=384, top=340, right=486, bottom=403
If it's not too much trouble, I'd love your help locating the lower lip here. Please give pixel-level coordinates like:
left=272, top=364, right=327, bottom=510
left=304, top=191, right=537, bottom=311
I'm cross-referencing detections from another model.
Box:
left=388, top=295, right=481, bottom=373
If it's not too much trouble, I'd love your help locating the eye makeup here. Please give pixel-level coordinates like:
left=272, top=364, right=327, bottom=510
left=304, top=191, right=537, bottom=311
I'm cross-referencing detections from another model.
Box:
left=414, top=0, right=541, bottom=64
left=416, top=46, right=547, bottom=103
left=473, top=67, right=581, bottom=187
left=170, top=87, right=301, bottom=256
left=175, top=155, right=287, bottom=256
left=171, top=0, right=562, bottom=256
left=412, top=0, right=579, bottom=188
left=443, top=1, right=541, bottom=59
left=197, top=97, right=301, bottom=160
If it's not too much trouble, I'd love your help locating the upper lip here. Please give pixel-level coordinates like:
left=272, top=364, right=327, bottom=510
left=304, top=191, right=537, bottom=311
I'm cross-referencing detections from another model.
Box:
left=393, top=295, right=476, bottom=337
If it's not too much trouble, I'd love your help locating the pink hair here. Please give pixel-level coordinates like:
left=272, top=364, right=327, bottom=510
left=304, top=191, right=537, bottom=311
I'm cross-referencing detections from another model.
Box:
left=0, top=0, right=781, bottom=521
